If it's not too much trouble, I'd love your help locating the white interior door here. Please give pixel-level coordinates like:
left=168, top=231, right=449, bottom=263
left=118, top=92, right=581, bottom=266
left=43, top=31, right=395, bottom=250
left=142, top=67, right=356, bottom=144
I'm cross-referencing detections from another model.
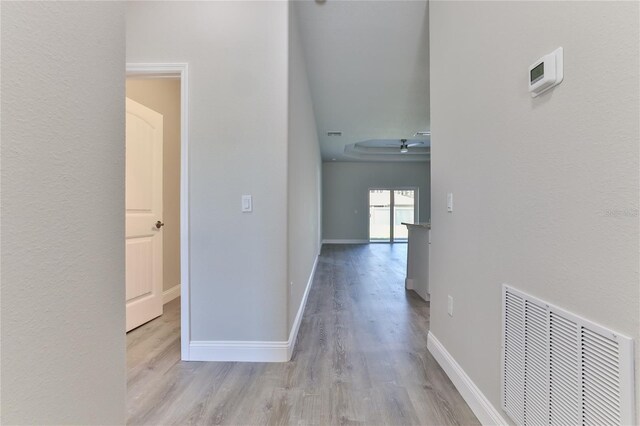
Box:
left=126, top=97, right=164, bottom=332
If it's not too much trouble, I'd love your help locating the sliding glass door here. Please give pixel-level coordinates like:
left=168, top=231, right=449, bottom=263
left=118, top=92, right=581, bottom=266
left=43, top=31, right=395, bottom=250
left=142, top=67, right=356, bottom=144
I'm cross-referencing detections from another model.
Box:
left=369, top=188, right=417, bottom=242
left=369, top=190, right=391, bottom=242
left=393, top=190, right=415, bottom=241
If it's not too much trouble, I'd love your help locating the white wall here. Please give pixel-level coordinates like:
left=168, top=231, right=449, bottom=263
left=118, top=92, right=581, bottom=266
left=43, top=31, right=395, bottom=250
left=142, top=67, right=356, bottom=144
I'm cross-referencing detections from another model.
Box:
left=287, top=4, right=322, bottom=332
left=323, top=161, right=430, bottom=240
left=1, top=2, right=126, bottom=424
left=127, top=1, right=290, bottom=341
left=429, top=1, right=640, bottom=421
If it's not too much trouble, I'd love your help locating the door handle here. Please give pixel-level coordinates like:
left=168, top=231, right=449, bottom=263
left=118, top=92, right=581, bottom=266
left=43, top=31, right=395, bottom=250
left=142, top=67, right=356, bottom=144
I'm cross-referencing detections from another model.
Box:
left=155, top=221, right=165, bottom=229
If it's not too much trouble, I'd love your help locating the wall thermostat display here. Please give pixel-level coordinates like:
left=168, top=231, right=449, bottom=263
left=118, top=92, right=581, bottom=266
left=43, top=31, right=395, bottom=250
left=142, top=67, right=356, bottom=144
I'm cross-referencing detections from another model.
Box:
left=529, top=47, right=563, bottom=97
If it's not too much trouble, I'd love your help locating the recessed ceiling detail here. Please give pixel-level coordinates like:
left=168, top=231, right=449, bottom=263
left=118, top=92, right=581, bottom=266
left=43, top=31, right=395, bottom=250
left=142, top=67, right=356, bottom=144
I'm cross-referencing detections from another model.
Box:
left=295, top=1, right=430, bottom=162
left=344, top=139, right=430, bottom=162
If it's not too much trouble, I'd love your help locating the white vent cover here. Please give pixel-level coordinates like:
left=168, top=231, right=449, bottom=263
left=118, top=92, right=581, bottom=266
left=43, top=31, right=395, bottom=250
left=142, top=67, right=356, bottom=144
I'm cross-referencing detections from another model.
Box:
left=502, top=285, right=635, bottom=426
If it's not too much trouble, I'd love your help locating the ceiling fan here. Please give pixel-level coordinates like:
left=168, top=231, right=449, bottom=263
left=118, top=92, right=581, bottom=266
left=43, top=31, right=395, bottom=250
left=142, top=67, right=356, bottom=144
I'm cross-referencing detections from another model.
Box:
left=388, top=139, right=423, bottom=153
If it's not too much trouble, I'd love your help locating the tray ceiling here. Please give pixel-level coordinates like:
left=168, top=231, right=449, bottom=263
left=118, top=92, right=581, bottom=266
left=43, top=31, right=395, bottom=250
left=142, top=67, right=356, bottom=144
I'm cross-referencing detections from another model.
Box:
left=295, top=0, right=430, bottom=162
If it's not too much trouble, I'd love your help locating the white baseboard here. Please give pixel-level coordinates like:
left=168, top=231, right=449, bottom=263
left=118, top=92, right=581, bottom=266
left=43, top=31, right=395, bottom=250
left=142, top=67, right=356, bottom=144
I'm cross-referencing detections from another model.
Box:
left=188, top=254, right=319, bottom=362
left=405, top=279, right=430, bottom=301
left=427, top=332, right=508, bottom=426
left=322, top=239, right=368, bottom=244
left=415, top=287, right=430, bottom=302
left=286, top=253, right=319, bottom=360
left=163, top=284, right=181, bottom=304
left=189, top=340, right=289, bottom=362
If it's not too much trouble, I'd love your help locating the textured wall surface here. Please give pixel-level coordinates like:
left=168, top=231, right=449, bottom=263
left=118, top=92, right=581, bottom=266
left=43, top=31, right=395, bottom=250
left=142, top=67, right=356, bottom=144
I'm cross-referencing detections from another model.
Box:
left=322, top=161, right=430, bottom=240
left=1, top=2, right=126, bottom=424
left=127, top=1, right=290, bottom=341
left=429, top=1, right=639, bottom=420
left=287, top=4, right=323, bottom=332
left=126, top=78, right=181, bottom=293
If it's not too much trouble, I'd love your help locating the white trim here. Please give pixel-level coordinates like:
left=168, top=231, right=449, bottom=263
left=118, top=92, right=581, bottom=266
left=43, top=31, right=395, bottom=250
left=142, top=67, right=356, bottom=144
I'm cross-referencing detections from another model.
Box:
left=126, top=74, right=180, bottom=80
left=127, top=63, right=185, bottom=78
left=427, top=331, right=509, bottom=426
left=127, top=63, right=191, bottom=361
left=414, top=287, right=430, bottom=301
left=189, top=254, right=320, bottom=362
left=286, top=254, right=319, bottom=359
left=405, top=278, right=430, bottom=301
left=322, top=239, right=369, bottom=244
left=190, top=340, right=290, bottom=362
left=162, top=284, right=181, bottom=304
left=405, top=278, right=414, bottom=290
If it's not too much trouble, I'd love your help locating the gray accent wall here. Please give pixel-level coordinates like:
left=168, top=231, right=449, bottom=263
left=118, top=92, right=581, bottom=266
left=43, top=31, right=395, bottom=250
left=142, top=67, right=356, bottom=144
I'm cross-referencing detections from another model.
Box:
left=287, top=5, right=323, bottom=332
left=127, top=1, right=321, bottom=344
left=1, top=2, right=126, bottom=423
left=323, top=162, right=430, bottom=240
left=127, top=1, right=289, bottom=341
left=429, top=1, right=640, bottom=421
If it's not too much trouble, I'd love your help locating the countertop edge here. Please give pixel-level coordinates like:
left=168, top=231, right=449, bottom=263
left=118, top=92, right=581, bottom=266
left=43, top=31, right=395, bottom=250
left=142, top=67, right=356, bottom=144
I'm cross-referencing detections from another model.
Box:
left=401, top=222, right=431, bottom=230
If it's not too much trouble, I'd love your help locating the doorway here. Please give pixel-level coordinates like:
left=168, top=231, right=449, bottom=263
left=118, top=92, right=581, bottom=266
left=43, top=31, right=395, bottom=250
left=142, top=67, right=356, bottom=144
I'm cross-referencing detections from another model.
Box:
left=125, top=96, right=165, bottom=331
left=369, top=188, right=418, bottom=243
left=126, top=63, right=190, bottom=360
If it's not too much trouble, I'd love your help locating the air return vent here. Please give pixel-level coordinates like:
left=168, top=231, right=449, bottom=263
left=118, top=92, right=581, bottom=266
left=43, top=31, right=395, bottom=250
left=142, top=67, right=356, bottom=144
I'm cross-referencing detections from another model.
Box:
left=502, top=285, right=635, bottom=426
left=327, top=131, right=342, bottom=137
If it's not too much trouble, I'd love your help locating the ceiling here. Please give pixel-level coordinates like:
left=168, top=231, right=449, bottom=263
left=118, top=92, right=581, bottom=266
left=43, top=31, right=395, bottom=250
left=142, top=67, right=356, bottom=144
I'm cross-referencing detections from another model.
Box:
left=295, top=0, right=430, bottom=162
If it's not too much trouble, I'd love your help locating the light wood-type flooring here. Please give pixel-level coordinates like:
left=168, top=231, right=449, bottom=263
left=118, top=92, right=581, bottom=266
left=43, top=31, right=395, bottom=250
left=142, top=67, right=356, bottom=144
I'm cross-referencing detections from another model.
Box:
left=127, top=243, right=479, bottom=425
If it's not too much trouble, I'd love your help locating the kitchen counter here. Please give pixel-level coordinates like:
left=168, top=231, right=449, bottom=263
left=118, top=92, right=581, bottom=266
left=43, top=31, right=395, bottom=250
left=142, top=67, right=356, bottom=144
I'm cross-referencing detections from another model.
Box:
left=401, top=222, right=431, bottom=230
left=402, top=222, right=430, bottom=301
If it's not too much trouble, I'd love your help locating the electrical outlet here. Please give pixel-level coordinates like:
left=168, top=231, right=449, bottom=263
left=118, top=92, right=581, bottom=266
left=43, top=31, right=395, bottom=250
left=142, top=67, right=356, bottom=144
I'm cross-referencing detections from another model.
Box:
left=447, top=295, right=454, bottom=316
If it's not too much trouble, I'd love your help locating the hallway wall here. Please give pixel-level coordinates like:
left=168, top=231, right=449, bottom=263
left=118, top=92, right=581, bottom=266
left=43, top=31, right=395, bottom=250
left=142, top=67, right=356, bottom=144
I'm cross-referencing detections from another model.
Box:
left=127, top=1, right=290, bottom=342
left=287, top=4, right=323, bottom=332
left=322, top=161, right=430, bottom=241
left=429, top=1, right=640, bottom=421
left=1, top=2, right=126, bottom=423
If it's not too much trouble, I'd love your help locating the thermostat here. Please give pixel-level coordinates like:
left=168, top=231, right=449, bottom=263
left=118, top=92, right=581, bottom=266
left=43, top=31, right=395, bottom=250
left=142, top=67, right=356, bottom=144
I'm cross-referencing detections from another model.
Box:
left=529, top=47, right=563, bottom=97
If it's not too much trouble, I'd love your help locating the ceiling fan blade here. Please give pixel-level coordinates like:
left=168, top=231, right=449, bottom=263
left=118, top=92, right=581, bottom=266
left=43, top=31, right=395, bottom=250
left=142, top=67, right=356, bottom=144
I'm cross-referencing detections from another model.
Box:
left=406, top=142, right=423, bottom=147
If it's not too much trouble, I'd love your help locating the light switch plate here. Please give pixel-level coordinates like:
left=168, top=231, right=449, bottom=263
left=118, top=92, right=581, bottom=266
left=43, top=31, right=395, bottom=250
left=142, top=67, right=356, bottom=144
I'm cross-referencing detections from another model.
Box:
left=241, top=195, right=252, bottom=212
left=447, top=193, right=453, bottom=212
left=448, top=295, right=454, bottom=316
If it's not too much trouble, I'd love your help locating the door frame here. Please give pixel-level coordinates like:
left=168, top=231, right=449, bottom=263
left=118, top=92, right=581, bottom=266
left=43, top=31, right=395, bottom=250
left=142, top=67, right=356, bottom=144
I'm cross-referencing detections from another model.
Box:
left=126, top=63, right=191, bottom=360
left=368, top=186, right=419, bottom=243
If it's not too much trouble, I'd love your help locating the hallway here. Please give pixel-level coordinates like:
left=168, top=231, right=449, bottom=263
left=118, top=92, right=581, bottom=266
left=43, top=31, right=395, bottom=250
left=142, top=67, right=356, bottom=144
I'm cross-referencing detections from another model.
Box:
left=127, top=244, right=479, bottom=425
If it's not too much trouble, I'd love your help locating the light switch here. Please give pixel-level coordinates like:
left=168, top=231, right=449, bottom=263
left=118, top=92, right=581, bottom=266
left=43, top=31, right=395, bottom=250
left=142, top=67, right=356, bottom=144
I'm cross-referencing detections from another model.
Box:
left=241, top=195, right=252, bottom=212
left=447, top=192, right=453, bottom=212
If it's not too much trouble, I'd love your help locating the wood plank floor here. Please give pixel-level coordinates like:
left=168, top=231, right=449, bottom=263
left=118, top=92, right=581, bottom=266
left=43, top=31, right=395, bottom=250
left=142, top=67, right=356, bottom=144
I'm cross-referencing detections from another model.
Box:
left=127, top=243, right=479, bottom=425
